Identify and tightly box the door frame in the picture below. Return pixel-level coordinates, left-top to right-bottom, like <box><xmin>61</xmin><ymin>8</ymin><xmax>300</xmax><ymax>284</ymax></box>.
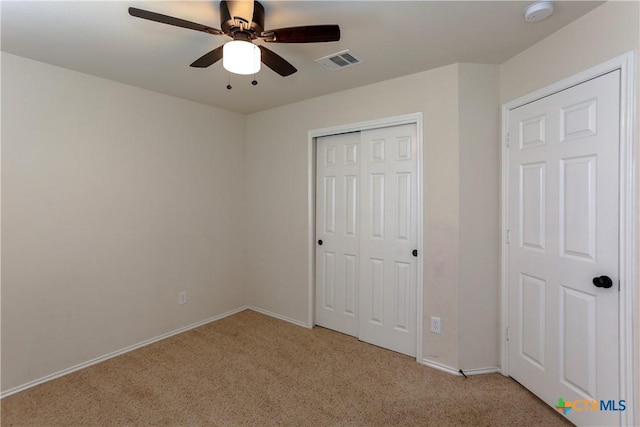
<box><xmin>500</xmin><ymin>52</ymin><xmax>637</xmax><ymax>426</ymax></box>
<box><xmin>307</xmin><ymin>112</ymin><xmax>424</xmax><ymax>363</ymax></box>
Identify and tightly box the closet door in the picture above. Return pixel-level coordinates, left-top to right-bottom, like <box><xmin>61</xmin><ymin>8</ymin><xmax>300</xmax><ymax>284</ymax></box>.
<box><xmin>359</xmin><ymin>124</ymin><xmax>418</xmax><ymax>357</ymax></box>
<box><xmin>315</xmin><ymin>124</ymin><xmax>418</xmax><ymax>357</ymax></box>
<box><xmin>315</xmin><ymin>132</ymin><xmax>360</xmax><ymax>337</ymax></box>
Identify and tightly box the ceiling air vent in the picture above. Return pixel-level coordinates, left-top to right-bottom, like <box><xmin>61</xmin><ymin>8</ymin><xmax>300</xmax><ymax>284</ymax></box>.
<box><xmin>315</xmin><ymin>50</ymin><xmax>363</xmax><ymax>71</ymax></box>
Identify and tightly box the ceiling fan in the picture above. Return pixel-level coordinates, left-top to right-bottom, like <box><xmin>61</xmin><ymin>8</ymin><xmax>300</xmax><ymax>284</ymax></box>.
<box><xmin>128</xmin><ymin>1</ymin><xmax>340</xmax><ymax>77</ymax></box>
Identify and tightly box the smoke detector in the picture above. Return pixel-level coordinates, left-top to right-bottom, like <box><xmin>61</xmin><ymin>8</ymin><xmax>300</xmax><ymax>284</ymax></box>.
<box><xmin>524</xmin><ymin>1</ymin><xmax>554</xmax><ymax>23</ymax></box>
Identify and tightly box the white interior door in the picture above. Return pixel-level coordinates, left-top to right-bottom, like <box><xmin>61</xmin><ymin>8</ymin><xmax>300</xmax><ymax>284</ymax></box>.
<box><xmin>316</xmin><ymin>132</ymin><xmax>360</xmax><ymax>337</ymax></box>
<box><xmin>315</xmin><ymin>123</ymin><xmax>418</xmax><ymax>357</ymax></box>
<box><xmin>507</xmin><ymin>70</ymin><xmax>620</xmax><ymax>426</ymax></box>
<box><xmin>358</xmin><ymin>124</ymin><xmax>418</xmax><ymax>357</ymax></box>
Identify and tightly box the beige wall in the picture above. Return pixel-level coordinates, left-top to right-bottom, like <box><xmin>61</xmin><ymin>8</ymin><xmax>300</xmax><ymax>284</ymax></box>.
<box><xmin>458</xmin><ymin>63</ymin><xmax>500</xmax><ymax>370</ymax></box>
<box><xmin>2</xmin><ymin>54</ymin><xmax>500</xmax><ymax>394</ymax></box>
<box><xmin>1</xmin><ymin>53</ymin><xmax>247</xmax><ymax>391</ymax></box>
<box><xmin>246</xmin><ymin>65</ymin><xmax>460</xmax><ymax>368</ymax></box>
<box><xmin>500</xmin><ymin>1</ymin><xmax>639</xmax><ymax>422</ymax></box>
<box><xmin>5</xmin><ymin>0</ymin><xmax>636</xmax><ymax>398</ymax></box>
<box><xmin>245</xmin><ymin>63</ymin><xmax>501</xmax><ymax>371</ymax></box>
<box><xmin>500</xmin><ymin>1</ymin><xmax>639</xmax><ymax>103</ymax></box>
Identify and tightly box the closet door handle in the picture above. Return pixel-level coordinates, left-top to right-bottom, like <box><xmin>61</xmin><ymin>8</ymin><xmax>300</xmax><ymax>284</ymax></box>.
<box><xmin>318</xmin><ymin>240</ymin><xmax>323</xmax><ymax>246</ymax></box>
<box><xmin>412</xmin><ymin>249</ymin><xmax>418</xmax><ymax>257</ymax></box>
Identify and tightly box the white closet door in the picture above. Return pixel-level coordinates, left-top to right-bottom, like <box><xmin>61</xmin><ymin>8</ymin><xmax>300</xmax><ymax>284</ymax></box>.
<box><xmin>359</xmin><ymin>124</ymin><xmax>418</xmax><ymax>357</ymax></box>
<box><xmin>315</xmin><ymin>132</ymin><xmax>360</xmax><ymax>337</ymax></box>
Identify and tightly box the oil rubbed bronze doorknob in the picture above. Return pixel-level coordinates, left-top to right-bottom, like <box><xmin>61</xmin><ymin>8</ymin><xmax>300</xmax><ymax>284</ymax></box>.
<box><xmin>592</xmin><ymin>276</ymin><xmax>613</xmax><ymax>289</ymax></box>
<box><xmin>318</xmin><ymin>240</ymin><xmax>323</xmax><ymax>246</ymax></box>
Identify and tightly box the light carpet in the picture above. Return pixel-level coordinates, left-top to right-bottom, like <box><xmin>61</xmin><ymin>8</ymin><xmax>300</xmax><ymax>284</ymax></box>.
<box><xmin>1</xmin><ymin>309</ymin><xmax>571</xmax><ymax>426</ymax></box>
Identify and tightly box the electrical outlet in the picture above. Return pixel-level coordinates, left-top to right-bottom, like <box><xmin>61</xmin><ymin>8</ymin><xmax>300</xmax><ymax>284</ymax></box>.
<box><xmin>178</xmin><ymin>291</ymin><xmax>187</xmax><ymax>305</ymax></box>
<box><xmin>430</xmin><ymin>316</ymin><xmax>441</xmax><ymax>334</ymax></box>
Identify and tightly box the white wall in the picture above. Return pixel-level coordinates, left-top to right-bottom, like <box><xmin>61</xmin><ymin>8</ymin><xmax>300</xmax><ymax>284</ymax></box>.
<box><xmin>1</xmin><ymin>53</ymin><xmax>247</xmax><ymax>392</ymax></box>
<box><xmin>499</xmin><ymin>1</ymin><xmax>639</xmax><ymax>422</ymax></box>
<box><xmin>245</xmin><ymin>63</ymin><xmax>501</xmax><ymax>371</ymax></box>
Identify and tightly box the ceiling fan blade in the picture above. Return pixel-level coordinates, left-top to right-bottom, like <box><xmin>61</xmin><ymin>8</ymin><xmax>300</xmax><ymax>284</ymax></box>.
<box><xmin>224</xmin><ymin>1</ymin><xmax>254</xmax><ymax>25</ymax></box>
<box><xmin>128</xmin><ymin>7</ymin><xmax>224</xmax><ymax>36</ymax></box>
<box><xmin>261</xmin><ymin>25</ymin><xmax>340</xmax><ymax>43</ymax></box>
<box><xmin>190</xmin><ymin>46</ymin><xmax>225</xmax><ymax>68</ymax></box>
<box><xmin>258</xmin><ymin>45</ymin><xmax>297</xmax><ymax>76</ymax></box>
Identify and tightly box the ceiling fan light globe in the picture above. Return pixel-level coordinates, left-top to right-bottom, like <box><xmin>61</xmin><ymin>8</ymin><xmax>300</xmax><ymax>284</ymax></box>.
<box><xmin>223</xmin><ymin>41</ymin><xmax>261</xmax><ymax>75</ymax></box>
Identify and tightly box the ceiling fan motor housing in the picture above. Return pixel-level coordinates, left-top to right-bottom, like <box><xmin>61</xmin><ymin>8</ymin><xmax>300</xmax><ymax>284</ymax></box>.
<box><xmin>220</xmin><ymin>0</ymin><xmax>265</xmax><ymax>37</ymax></box>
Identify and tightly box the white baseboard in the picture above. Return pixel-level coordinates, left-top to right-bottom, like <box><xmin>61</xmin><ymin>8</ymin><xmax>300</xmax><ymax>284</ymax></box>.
<box><xmin>460</xmin><ymin>366</ymin><xmax>501</xmax><ymax>376</ymax></box>
<box><xmin>7</xmin><ymin>306</ymin><xmax>490</xmax><ymax>399</ymax></box>
<box><xmin>248</xmin><ymin>305</ymin><xmax>312</xmax><ymax>329</ymax></box>
<box><xmin>421</xmin><ymin>359</ymin><xmax>461</xmax><ymax>375</ymax></box>
<box><xmin>421</xmin><ymin>359</ymin><xmax>500</xmax><ymax>377</ymax></box>
<box><xmin>0</xmin><ymin>305</ymin><xmax>249</xmax><ymax>399</ymax></box>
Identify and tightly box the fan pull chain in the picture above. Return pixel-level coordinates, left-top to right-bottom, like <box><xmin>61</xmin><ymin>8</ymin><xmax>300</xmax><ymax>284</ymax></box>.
<box><xmin>226</xmin><ymin>73</ymin><xmax>258</xmax><ymax>89</ymax></box>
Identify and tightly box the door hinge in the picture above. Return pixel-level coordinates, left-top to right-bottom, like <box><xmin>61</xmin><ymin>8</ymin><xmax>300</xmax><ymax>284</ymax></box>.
<box><xmin>506</xmin><ymin>229</ymin><xmax>510</xmax><ymax>244</ymax></box>
<box><xmin>505</xmin><ymin>132</ymin><xmax>510</xmax><ymax>147</ymax></box>
<box><xmin>505</xmin><ymin>326</ymin><xmax>509</xmax><ymax>341</ymax></box>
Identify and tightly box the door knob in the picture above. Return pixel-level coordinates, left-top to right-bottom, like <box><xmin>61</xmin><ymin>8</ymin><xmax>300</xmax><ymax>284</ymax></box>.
<box><xmin>592</xmin><ymin>275</ymin><xmax>613</xmax><ymax>289</ymax></box>
<box><xmin>318</xmin><ymin>240</ymin><xmax>323</xmax><ymax>246</ymax></box>
<box><xmin>412</xmin><ymin>249</ymin><xmax>418</xmax><ymax>257</ymax></box>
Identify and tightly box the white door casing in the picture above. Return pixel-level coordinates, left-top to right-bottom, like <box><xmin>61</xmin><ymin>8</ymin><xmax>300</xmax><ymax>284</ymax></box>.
<box><xmin>506</xmin><ymin>70</ymin><xmax>621</xmax><ymax>427</ymax></box>
<box><xmin>313</xmin><ymin>119</ymin><xmax>420</xmax><ymax>358</ymax></box>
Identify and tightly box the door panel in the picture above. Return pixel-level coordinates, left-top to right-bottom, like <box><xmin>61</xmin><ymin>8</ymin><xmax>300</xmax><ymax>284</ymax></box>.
<box><xmin>520</xmin><ymin>273</ymin><xmax>545</xmax><ymax>370</ymax></box>
<box><xmin>560</xmin><ymin>286</ymin><xmax>597</xmax><ymax>397</ymax></box>
<box><xmin>359</xmin><ymin>124</ymin><xmax>418</xmax><ymax>357</ymax></box>
<box><xmin>520</xmin><ymin>162</ymin><xmax>546</xmax><ymax>251</ymax></box>
<box><xmin>560</xmin><ymin>156</ymin><xmax>597</xmax><ymax>260</ymax></box>
<box><xmin>508</xmin><ymin>70</ymin><xmax>620</xmax><ymax>426</ymax></box>
<box><xmin>316</xmin><ymin>132</ymin><xmax>360</xmax><ymax>337</ymax></box>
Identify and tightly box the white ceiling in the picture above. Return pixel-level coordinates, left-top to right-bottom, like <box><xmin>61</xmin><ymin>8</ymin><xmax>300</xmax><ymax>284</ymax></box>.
<box><xmin>1</xmin><ymin>1</ymin><xmax>603</xmax><ymax>114</ymax></box>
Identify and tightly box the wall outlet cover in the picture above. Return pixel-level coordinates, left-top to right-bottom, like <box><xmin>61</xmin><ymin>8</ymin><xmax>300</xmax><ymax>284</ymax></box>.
<box><xmin>430</xmin><ymin>316</ymin><xmax>441</xmax><ymax>334</ymax></box>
